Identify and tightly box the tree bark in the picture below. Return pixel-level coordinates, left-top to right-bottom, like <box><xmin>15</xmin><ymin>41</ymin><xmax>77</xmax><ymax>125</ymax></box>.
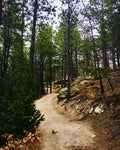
<box><xmin>61</xmin><ymin>55</ymin><xmax>64</xmax><ymax>88</ymax></box>
<box><xmin>38</xmin><ymin>54</ymin><xmax>44</xmax><ymax>98</ymax></box>
<box><xmin>67</xmin><ymin>1</ymin><xmax>71</xmax><ymax>100</ymax></box>
<box><xmin>81</xmin><ymin>0</ymin><xmax>99</xmax><ymax>69</ymax></box>
<box><xmin>49</xmin><ymin>56</ymin><xmax>52</xmax><ymax>94</ymax></box>
<box><xmin>75</xmin><ymin>43</ymin><xmax>78</xmax><ymax>77</ymax></box>
<box><xmin>112</xmin><ymin>42</ymin><xmax>116</xmax><ymax>70</ymax></box>
<box><xmin>82</xmin><ymin>0</ymin><xmax>104</xmax><ymax>95</ymax></box>
<box><xmin>99</xmin><ymin>75</ymin><xmax>104</xmax><ymax>94</ymax></box>
<box><xmin>30</xmin><ymin>0</ymin><xmax>38</xmax><ymax>72</ymax></box>
<box><xmin>64</xmin><ymin>32</ymin><xmax>67</xmax><ymax>87</ymax></box>
<box><xmin>2</xmin><ymin>27</ymin><xmax>10</xmax><ymax>77</ymax></box>
<box><xmin>53</xmin><ymin>69</ymin><xmax>55</xmax><ymax>87</ymax></box>
<box><xmin>0</xmin><ymin>0</ymin><xmax>2</xmax><ymax>25</ymax></box>
<box><xmin>116</xmin><ymin>47</ymin><xmax>120</xmax><ymax>67</ymax></box>
<box><xmin>101</xmin><ymin>0</ymin><xmax>109</xmax><ymax>69</ymax></box>
<box><xmin>21</xmin><ymin>0</ymin><xmax>24</xmax><ymax>61</ymax></box>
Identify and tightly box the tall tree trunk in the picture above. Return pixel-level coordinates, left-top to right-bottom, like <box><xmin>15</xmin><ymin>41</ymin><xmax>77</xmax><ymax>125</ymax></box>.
<box><xmin>75</xmin><ymin>44</ymin><xmax>78</xmax><ymax>77</ymax></box>
<box><xmin>101</xmin><ymin>0</ymin><xmax>109</xmax><ymax>69</ymax></box>
<box><xmin>99</xmin><ymin>74</ymin><xmax>104</xmax><ymax>94</ymax></box>
<box><xmin>0</xmin><ymin>0</ymin><xmax>2</xmax><ymax>25</ymax></box>
<box><xmin>2</xmin><ymin>27</ymin><xmax>10</xmax><ymax>77</ymax></box>
<box><xmin>67</xmin><ymin>2</ymin><xmax>71</xmax><ymax>100</ymax></box>
<box><xmin>30</xmin><ymin>0</ymin><xmax>38</xmax><ymax>72</ymax></box>
<box><xmin>82</xmin><ymin>0</ymin><xmax>99</xmax><ymax>68</ymax></box>
<box><xmin>116</xmin><ymin>47</ymin><xmax>120</xmax><ymax>67</ymax></box>
<box><xmin>61</xmin><ymin>56</ymin><xmax>64</xmax><ymax>88</ymax></box>
<box><xmin>116</xmin><ymin>5</ymin><xmax>120</xmax><ymax>67</ymax></box>
<box><xmin>54</xmin><ymin>69</ymin><xmax>55</xmax><ymax>87</ymax></box>
<box><xmin>70</xmin><ymin>46</ymin><xmax>73</xmax><ymax>81</ymax></box>
<box><xmin>0</xmin><ymin>55</ymin><xmax>2</xmax><ymax>77</ymax></box>
<box><xmin>102</xmin><ymin>41</ymin><xmax>108</xmax><ymax>69</ymax></box>
<box><xmin>64</xmin><ymin>32</ymin><xmax>67</xmax><ymax>87</ymax></box>
<box><xmin>38</xmin><ymin>54</ymin><xmax>44</xmax><ymax>98</ymax></box>
<box><xmin>64</xmin><ymin>58</ymin><xmax>67</xmax><ymax>87</ymax></box>
<box><xmin>21</xmin><ymin>0</ymin><xmax>24</xmax><ymax>61</ymax></box>
<box><xmin>82</xmin><ymin>0</ymin><xmax>104</xmax><ymax>94</ymax></box>
<box><xmin>0</xmin><ymin>53</ymin><xmax>2</xmax><ymax>96</ymax></box>
<box><xmin>49</xmin><ymin>57</ymin><xmax>52</xmax><ymax>94</ymax></box>
<box><xmin>46</xmin><ymin>73</ymin><xmax>49</xmax><ymax>93</ymax></box>
<box><xmin>112</xmin><ymin>42</ymin><xmax>116</xmax><ymax>70</ymax></box>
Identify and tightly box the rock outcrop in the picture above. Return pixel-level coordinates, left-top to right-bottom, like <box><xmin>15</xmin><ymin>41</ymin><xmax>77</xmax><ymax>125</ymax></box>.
<box><xmin>58</xmin><ymin>76</ymin><xmax>92</xmax><ymax>102</ymax></box>
<box><xmin>58</xmin><ymin>86</ymin><xmax>80</xmax><ymax>101</ymax></box>
<box><xmin>57</xmin><ymin>71</ymin><xmax>120</xmax><ymax>119</ymax></box>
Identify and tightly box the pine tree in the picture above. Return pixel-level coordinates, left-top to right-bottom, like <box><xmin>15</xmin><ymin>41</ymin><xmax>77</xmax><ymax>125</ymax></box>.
<box><xmin>60</xmin><ymin>0</ymin><xmax>79</xmax><ymax>100</ymax></box>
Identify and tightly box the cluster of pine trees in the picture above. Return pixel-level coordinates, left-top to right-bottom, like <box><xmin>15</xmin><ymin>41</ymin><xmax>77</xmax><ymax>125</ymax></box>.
<box><xmin>0</xmin><ymin>0</ymin><xmax>120</xmax><ymax>146</ymax></box>
<box><xmin>55</xmin><ymin>0</ymin><xmax>120</xmax><ymax>97</ymax></box>
<box><xmin>0</xmin><ymin>0</ymin><xmax>55</xmax><ymax>145</ymax></box>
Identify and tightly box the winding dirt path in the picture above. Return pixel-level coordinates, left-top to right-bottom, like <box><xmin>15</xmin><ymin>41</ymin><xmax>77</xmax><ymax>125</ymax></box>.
<box><xmin>35</xmin><ymin>93</ymin><xmax>95</xmax><ymax>150</ymax></box>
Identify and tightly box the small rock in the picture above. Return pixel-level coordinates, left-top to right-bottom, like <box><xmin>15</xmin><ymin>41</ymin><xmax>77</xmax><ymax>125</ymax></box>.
<box><xmin>19</xmin><ymin>144</ymin><xmax>23</xmax><ymax>148</ymax></box>
<box><xmin>92</xmin><ymin>135</ymin><xmax>96</xmax><ymax>138</ymax></box>
<box><xmin>52</xmin><ymin>130</ymin><xmax>55</xmax><ymax>134</ymax></box>
<box><xmin>52</xmin><ymin>130</ymin><xmax>58</xmax><ymax>134</ymax></box>
<box><xmin>76</xmin><ymin>105</ymin><xmax>79</xmax><ymax>110</ymax></box>
<box><xmin>89</xmin><ymin>108</ymin><xmax>94</xmax><ymax>114</ymax></box>
<box><xmin>76</xmin><ymin>99</ymin><xmax>81</xmax><ymax>104</ymax></box>
<box><xmin>94</xmin><ymin>103</ymin><xmax>104</xmax><ymax>114</ymax></box>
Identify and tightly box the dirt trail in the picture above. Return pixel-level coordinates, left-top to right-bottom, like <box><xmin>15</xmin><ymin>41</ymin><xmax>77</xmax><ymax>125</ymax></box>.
<box><xmin>35</xmin><ymin>93</ymin><xmax>95</xmax><ymax>150</ymax></box>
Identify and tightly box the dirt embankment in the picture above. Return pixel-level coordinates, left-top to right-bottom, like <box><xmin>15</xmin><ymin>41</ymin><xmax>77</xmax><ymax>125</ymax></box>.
<box><xmin>56</xmin><ymin>70</ymin><xmax>120</xmax><ymax>150</ymax></box>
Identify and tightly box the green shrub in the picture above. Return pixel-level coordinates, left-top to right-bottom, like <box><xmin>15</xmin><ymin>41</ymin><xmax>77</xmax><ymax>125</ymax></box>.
<box><xmin>0</xmin><ymin>54</ymin><xmax>45</xmax><ymax>145</ymax></box>
<box><xmin>0</xmin><ymin>136</ymin><xmax>7</xmax><ymax>147</ymax></box>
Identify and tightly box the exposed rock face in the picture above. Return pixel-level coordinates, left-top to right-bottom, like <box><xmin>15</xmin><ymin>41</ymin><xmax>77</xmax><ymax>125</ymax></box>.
<box><xmin>70</xmin><ymin>86</ymin><xmax>80</xmax><ymax>97</ymax></box>
<box><xmin>58</xmin><ymin>87</ymin><xmax>67</xmax><ymax>101</ymax></box>
<box><xmin>80</xmin><ymin>80</ymin><xmax>89</xmax><ymax>85</ymax></box>
<box><xmin>71</xmin><ymin>76</ymin><xmax>91</xmax><ymax>86</ymax></box>
<box><xmin>58</xmin><ymin>76</ymin><xmax>92</xmax><ymax>102</ymax></box>
<box><xmin>58</xmin><ymin>86</ymin><xmax>80</xmax><ymax>102</ymax></box>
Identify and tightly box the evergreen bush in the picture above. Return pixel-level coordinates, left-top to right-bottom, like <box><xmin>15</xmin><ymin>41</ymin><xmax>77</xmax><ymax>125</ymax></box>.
<box><xmin>0</xmin><ymin>53</ymin><xmax>44</xmax><ymax>145</ymax></box>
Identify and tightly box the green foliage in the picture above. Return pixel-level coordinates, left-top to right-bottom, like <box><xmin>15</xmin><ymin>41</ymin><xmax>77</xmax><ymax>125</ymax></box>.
<box><xmin>0</xmin><ymin>136</ymin><xmax>7</xmax><ymax>147</ymax></box>
<box><xmin>0</xmin><ymin>50</ymin><xmax>44</xmax><ymax>140</ymax></box>
<box><xmin>35</xmin><ymin>23</ymin><xmax>56</xmax><ymax>95</ymax></box>
<box><xmin>91</xmin><ymin>68</ymin><xmax>110</xmax><ymax>80</ymax></box>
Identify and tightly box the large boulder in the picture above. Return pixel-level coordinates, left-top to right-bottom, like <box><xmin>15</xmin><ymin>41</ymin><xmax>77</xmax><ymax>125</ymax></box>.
<box><xmin>71</xmin><ymin>86</ymin><xmax>80</xmax><ymax>97</ymax></box>
<box><xmin>58</xmin><ymin>86</ymin><xmax>80</xmax><ymax>102</ymax></box>
<box><xmin>58</xmin><ymin>87</ymin><xmax>68</xmax><ymax>101</ymax></box>
<box><xmin>71</xmin><ymin>76</ymin><xmax>91</xmax><ymax>86</ymax></box>
<box><xmin>80</xmin><ymin>80</ymin><xmax>89</xmax><ymax>85</ymax></box>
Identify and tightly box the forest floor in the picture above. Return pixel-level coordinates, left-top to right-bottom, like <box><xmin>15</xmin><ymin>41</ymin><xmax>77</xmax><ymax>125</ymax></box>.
<box><xmin>53</xmin><ymin>70</ymin><xmax>120</xmax><ymax>150</ymax></box>
<box><xmin>35</xmin><ymin>93</ymin><xmax>96</xmax><ymax>150</ymax></box>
